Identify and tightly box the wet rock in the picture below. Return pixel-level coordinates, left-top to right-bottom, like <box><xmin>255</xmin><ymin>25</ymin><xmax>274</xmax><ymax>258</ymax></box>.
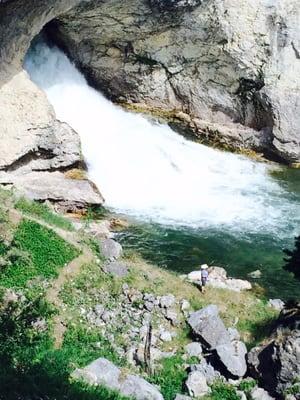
<box><xmin>104</xmin><ymin>261</ymin><xmax>128</xmax><ymax>278</ymax></box>
<box><xmin>188</xmin><ymin>305</ymin><xmax>230</xmax><ymax>349</ymax></box>
<box><xmin>215</xmin><ymin>340</ymin><xmax>247</xmax><ymax>378</ymax></box>
<box><xmin>186</xmin><ymin>371</ymin><xmax>210</xmax><ymax>397</ymax></box>
<box><xmin>99</xmin><ymin>239</ymin><xmax>123</xmax><ymax>261</ymax></box>
<box><xmin>185</xmin><ymin>342</ymin><xmax>202</xmax><ymax>359</ymax></box>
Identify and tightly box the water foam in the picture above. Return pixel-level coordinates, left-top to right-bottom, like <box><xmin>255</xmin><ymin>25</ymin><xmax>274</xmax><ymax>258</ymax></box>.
<box><xmin>24</xmin><ymin>41</ymin><xmax>299</xmax><ymax>236</ymax></box>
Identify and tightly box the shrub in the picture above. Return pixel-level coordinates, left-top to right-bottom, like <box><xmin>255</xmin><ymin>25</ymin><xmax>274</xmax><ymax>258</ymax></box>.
<box><xmin>210</xmin><ymin>381</ymin><xmax>240</xmax><ymax>400</ymax></box>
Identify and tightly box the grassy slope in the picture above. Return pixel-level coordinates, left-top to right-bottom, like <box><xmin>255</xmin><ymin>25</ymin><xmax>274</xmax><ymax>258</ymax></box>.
<box><xmin>0</xmin><ymin>188</ymin><xmax>278</xmax><ymax>400</ymax></box>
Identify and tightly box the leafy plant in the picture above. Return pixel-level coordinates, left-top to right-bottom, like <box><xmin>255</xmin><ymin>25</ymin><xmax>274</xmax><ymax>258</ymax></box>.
<box><xmin>210</xmin><ymin>381</ymin><xmax>240</xmax><ymax>400</ymax></box>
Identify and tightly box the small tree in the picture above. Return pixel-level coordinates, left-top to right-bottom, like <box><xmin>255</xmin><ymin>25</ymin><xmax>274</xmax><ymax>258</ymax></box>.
<box><xmin>283</xmin><ymin>235</ymin><xmax>300</xmax><ymax>280</ymax></box>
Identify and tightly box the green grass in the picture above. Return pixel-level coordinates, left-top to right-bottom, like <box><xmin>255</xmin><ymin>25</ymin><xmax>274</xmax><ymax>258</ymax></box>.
<box><xmin>15</xmin><ymin>197</ymin><xmax>74</xmax><ymax>231</ymax></box>
<box><xmin>149</xmin><ymin>355</ymin><xmax>188</xmax><ymax>400</ymax></box>
<box><xmin>0</xmin><ymin>220</ymin><xmax>79</xmax><ymax>287</ymax></box>
<box><xmin>0</xmin><ymin>288</ymin><xmax>129</xmax><ymax>400</ymax></box>
<box><xmin>208</xmin><ymin>381</ymin><xmax>240</xmax><ymax>400</ymax></box>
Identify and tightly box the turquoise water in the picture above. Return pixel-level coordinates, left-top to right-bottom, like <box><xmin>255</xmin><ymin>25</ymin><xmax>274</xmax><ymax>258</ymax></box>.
<box><xmin>117</xmin><ymin>167</ymin><xmax>300</xmax><ymax>300</ymax></box>
<box><xmin>118</xmin><ymin>223</ymin><xmax>299</xmax><ymax>300</ymax></box>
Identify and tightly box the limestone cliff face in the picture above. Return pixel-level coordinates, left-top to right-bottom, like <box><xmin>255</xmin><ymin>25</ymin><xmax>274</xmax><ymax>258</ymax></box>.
<box><xmin>0</xmin><ymin>0</ymin><xmax>104</xmax><ymax>208</ymax></box>
<box><xmin>51</xmin><ymin>0</ymin><xmax>300</xmax><ymax>163</ymax></box>
<box><xmin>0</xmin><ymin>0</ymin><xmax>299</xmax><ymax>184</ymax></box>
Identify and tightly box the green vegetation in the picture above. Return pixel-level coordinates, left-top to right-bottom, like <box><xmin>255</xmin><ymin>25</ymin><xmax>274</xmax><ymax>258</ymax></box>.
<box><xmin>0</xmin><ymin>220</ymin><xmax>79</xmax><ymax>287</ymax></box>
<box><xmin>150</xmin><ymin>355</ymin><xmax>188</xmax><ymax>400</ymax></box>
<box><xmin>209</xmin><ymin>381</ymin><xmax>240</xmax><ymax>400</ymax></box>
<box><xmin>0</xmin><ymin>288</ymin><xmax>129</xmax><ymax>400</ymax></box>
<box><xmin>15</xmin><ymin>197</ymin><xmax>74</xmax><ymax>231</ymax></box>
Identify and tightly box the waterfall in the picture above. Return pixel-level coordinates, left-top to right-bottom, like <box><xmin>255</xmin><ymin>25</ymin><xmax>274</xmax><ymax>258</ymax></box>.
<box><xmin>24</xmin><ymin>41</ymin><xmax>299</xmax><ymax>237</ymax></box>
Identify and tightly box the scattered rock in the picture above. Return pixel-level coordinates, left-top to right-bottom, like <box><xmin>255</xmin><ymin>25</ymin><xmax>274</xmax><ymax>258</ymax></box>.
<box><xmin>188</xmin><ymin>305</ymin><xmax>230</xmax><ymax>349</ymax></box>
<box><xmin>237</xmin><ymin>390</ymin><xmax>247</xmax><ymax>400</ymax></box>
<box><xmin>82</xmin><ymin>220</ymin><xmax>112</xmax><ymax>239</ymax></box>
<box><xmin>181</xmin><ymin>299</ymin><xmax>191</xmax><ymax>312</ymax></box>
<box><xmin>215</xmin><ymin>340</ymin><xmax>247</xmax><ymax>377</ymax></box>
<box><xmin>250</xmin><ymin>387</ymin><xmax>275</xmax><ymax>400</ymax></box>
<box><xmin>185</xmin><ymin>342</ymin><xmax>202</xmax><ymax>359</ymax></box>
<box><xmin>104</xmin><ymin>261</ymin><xmax>128</xmax><ymax>278</ymax></box>
<box><xmin>160</xmin><ymin>330</ymin><xmax>173</xmax><ymax>342</ymax></box>
<box><xmin>186</xmin><ymin>371</ymin><xmax>210</xmax><ymax>397</ymax></box>
<box><xmin>99</xmin><ymin>238</ymin><xmax>123</xmax><ymax>261</ymax></box>
<box><xmin>163</xmin><ymin>309</ymin><xmax>179</xmax><ymax>326</ymax></box>
<box><xmin>268</xmin><ymin>299</ymin><xmax>285</xmax><ymax>311</ymax></box>
<box><xmin>160</xmin><ymin>294</ymin><xmax>176</xmax><ymax>309</ymax></box>
<box><xmin>248</xmin><ymin>270</ymin><xmax>262</xmax><ymax>279</ymax></box>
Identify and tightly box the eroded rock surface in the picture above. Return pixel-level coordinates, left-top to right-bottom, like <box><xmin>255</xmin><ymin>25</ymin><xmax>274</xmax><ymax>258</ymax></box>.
<box><xmin>50</xmin><ymin>0</ymin><xmax>300</xmax><ymax>163</ymax></box>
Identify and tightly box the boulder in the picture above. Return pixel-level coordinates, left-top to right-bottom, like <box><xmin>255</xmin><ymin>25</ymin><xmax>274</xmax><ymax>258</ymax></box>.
<box><xmin>174</xmin><ymin>395</ymin><xmax>192</xmax><ymax>400</ymax></box>
<box><xmin>248</xmin><ymin>270</ymin><xmax>262</xmax><ymax>279</ymax></box>
<box><xmin>185</xmin><ymin>342</ymin><xmax>202</xmax><ymax>359</ymax></box>
<box><xmin>120</xmin><ymin>374</ymin><xmax>164</xmax><ymax>400</ymax></box>
<box><xmin>247</xmin><ymin>302</ymin><xmax>300</xmax><ymax>397</ymax></box>
<box><xmin>99</xmin><ymin>238</ymin><xmax>123</xmax><ymax>261</ymax></box>
<box><xmin>160</xmin><ymin>294</ymin><xmax>176</xmax><ymax>309</ymax></box>
<box><xmin>160</xmin><ymin>330</ymin><xmax>173</xmax><ymax>342</ymax></box>
<box><xmin>215</xmin><ymin>340</ymin><xmax>248</xmax><ymax>377</ymax></box>
<box><xmin>250</xmin><ymin>387</ymin><xmax>275</xmax><ymax>400</ymax></box>
<box><xmin>268</xmin><ymin>299</ymin><xmax>285</xmax><ymax>311</ymax></box>
<box><xmin>71</xmin><ymin>358</ymin><xmax>120</xmax><ymax>389</ymax></box>
<box><xmin>71</xmin><ymin>357</ymin><xmax>164</xmax><ymax>400</ymax></box>
<box><xmin>104</xmin><ymin>261</ymin><xmax>128</xmax><ymax>278</ymax></box>
<box><xmin>185</xmin><ymin>371</ymin><xmax>210</xmax><ymax>397</ymax></box>
<box><xmin>190</xmin><ymin>359</ymin><xmax>221</xmax><ymax>385</ymax></box>
<box><xmin>187</xmin><ymin>305</ymin><xmax>230</xmax><ymax>349</ymax></box>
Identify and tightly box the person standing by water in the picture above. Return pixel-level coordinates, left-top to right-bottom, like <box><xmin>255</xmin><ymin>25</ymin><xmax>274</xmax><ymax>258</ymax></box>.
<box><xmin>200</xmin><ymin>264</ymin><xmax>209</xmax><ymax>293</ymax></box>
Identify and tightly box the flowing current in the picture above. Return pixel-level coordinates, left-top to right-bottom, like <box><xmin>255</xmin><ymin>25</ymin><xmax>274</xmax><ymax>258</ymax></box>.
<box><xmin>24</xmin><ymin>41</ymin><xmax>300</xmax><ymax>238</ymax></box>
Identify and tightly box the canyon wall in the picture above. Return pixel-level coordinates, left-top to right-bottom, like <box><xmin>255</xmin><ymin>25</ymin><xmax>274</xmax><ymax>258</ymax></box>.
<box><xmin>0</xmin><ymin>0</ymin><xmax>299</xmax><ymax>207</ymax></box>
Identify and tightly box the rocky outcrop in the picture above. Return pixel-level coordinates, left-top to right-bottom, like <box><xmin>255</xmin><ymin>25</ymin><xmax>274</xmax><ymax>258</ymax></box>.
<box><xmin>0</xmin><ymin>53</ymin><xmax>102</xmax><ymax>208</ymax></box>
<box><xmin>49</xmin><ymin>0</ymin><xmax>300</xmax><ymax>163</ymax></box>
<box><xmin>248</xmin><ymin>302</ymin><xmax>300</xmax><ymax>398</ymax></box>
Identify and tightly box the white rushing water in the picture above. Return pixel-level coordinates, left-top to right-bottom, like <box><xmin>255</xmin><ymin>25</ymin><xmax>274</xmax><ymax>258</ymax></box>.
<box><xmin>25</xmin><ymin>41</ymin><xmax>299</xmax><ymax>235</ymax></box>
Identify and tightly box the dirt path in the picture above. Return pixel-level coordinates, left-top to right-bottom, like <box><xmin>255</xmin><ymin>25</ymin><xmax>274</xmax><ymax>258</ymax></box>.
<box><xmin>15</xmin><ymin>210</ymin><xmax>96</xmax><ymax>348</ymax></box>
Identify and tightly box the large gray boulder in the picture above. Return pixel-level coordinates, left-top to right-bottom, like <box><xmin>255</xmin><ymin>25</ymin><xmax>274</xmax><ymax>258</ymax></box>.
<box><xmin>71</xmin><ymin>358</ymin><xmax>120</xmax><ymax>389</ymax></box>
<box><xmin>99</xmin><ymin>238</ymin><xmax>123</xmax><ymax>261</ymax></box>
<box><xmin>215</xmin><ymin>340</ymin><xmax>247</xmax><ymax>377</ymax></box>
<box><xmin>71</xmin><ymin>357</ymin><xmax>164</xmax><ymax>400</ymax></box>
<box><xmin>185</xmin><ymin>371</ymin><xmax>210</xmax><ymax>397</ymax></box>
<box><xmin>247</xmin><ymin>302</ymin><xmax>300</xmax><ymax>397</ymax></box>
<box><xmin>120</xmin><ymin>374</ymin><xmax>164</xmax><ymax>400</ymax></box>
<box><xmin>187</xmin><ymin>305</ymin><xmax>230</xmax><ymax>349</ymax></box>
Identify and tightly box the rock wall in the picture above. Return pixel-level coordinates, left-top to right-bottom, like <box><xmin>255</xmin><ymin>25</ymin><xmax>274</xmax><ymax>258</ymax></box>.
<box><xmin>0</xmin><ymin>0</ymin><xmax>300</xmax><ymax>203</ymax></box>
<box><xmin>49</xmin><ymin>0</ymin><xmax>300</xmax><ymax>163</ymax></box>
<box><xmin>0</xmin><ymin>0</ymin><xmax>103</xmax><ymax>208</ymax></box>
